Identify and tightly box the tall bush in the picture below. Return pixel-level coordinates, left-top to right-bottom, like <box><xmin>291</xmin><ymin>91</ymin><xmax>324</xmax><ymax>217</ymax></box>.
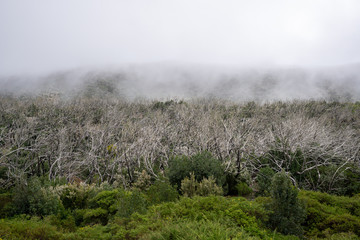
<box><xmin>168</xmin><ymin>151</ymin><xmax>224</xmax><ymax>190</ymax></box>
<box><xmin>269</xmin><ymin>171</ymin><xmax>306</xmax><ymax>237</ymax></box>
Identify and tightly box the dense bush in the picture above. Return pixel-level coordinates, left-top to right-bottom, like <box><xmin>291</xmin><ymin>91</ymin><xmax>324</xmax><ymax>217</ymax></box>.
<box><xmin>84</xmin><ymin>190</ymin><xmax>120</xmax><ymax>225</ymax></box>
<box><xmin>168</xmin><ymin>151</ymin><xmax>225</xmax><ymax>190</ymax></box>
<box><xmin>299</xmin><ymin>191</ymin><xmax>360</xmax><ymax>238</ymax></box>
<box><xmin>268</xmin><ymin>171</ymin><xmax>306</xmax><ymax>237</ymax></box>
<box><xmin>146</xmin><ymin>178</ymin><xmax>179</xmax><ymax>205</ymax></box>
<box><xmin>116</xmin><ymin>190</ymin><xmax>148</xmax><ymax>218</ymax></box>
<box><xmin>0</xmin><ymin>192</ymin><xmax>12</xmax><ymax>217</ymax></box>
<box><xmin>256</xmin><ymin>167</ymin><xmax>275</xmax><ymax>196</ymax></box>
<box><xmin>181</xmin><ymin>173</ymin><xmax>223</xmax><ymax>197</ymax></box>
<box><xmin>7</xmin><ymin>177</ymin><xmax>62</xmax><ymax>217</ymax></box>
<box><xmin>1</xmin><ymin>188</ymin><xmax>360</xmax><ymax>239</ymax></box>
<box><xmin>236</xmin><ymin>181</ymin><xmax>253</xmax><ymax>197</ymax></box>
<box><xmin>57</xmin><ymin>183</ymin><xmax>97</xmax><ymax>210</ymax></box>
<box><xmin>0</xmin><ymin>216</ymin><xmax>66</xmax><ymax>240</ymax></box>
<box><xmin>118</xmin><ymin>196</ymin><xmax>291</xmax><ymax>240</ymax></box>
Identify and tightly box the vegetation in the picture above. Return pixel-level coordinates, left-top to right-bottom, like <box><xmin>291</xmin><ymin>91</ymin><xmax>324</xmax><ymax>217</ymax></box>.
<box><xmin>268</xmin><ymin>171</ymin><xmax>306</xmax><ymax>237</ymax></box>
<box><xmin>0</xmin><ymin>95</ymin><xmax>360</xmax><ymax>239</ymax></box>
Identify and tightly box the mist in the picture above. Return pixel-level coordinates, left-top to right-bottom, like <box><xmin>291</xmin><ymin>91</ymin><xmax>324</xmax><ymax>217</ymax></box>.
<box><xmin>0</xmin><ymin>1</ymin><xmax>360</xmax><ymax>101</ymax></box>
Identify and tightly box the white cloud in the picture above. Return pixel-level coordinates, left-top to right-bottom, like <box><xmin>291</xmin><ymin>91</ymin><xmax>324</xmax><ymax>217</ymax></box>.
<box><xmin>0</xmin><ymin>0</ymin><xmax>360</xmax><ymax>75</ymax></box>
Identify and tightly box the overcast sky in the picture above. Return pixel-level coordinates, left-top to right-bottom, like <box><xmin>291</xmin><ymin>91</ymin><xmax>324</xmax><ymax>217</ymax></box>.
<box><xmin>1</xmin><ymin>0</ymin><xmax>360</xmax><ymax>75</ymax></box>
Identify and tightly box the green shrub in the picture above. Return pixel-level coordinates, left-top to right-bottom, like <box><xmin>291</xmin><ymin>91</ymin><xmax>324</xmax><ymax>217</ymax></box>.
<box><xmin>181</xmin><ymin>173</ymin><xmax>223</xmax><ymax>197</ymax></box>
<box><xmin>168</xmin><ymin>151</ymin><xmax>225</xmax><ymax>190</ymax></box>
<box><xmin>144</xmin><ymin>219</ymin><xmax>254</xmax><ymax>240</ymax></box>
<box><xmin>268</xmin><ymin>171</ymin><xmax>306</xmax><ymax>237</ymax></box>
<box><xmin>10</xmin><ymin>180</ymin><xmax>31</xmax><ymax>215</ymax></box>
<box><xmin>180</xmin><ymin>173</ymin><xmax>198</xmax><ymax>197</ymax></box>
<box><xmin>0</xmin><ymin>217</ymin><xmax>62</xmax><ymax>240</ymax></box>
<box><xmin>82</xmin><ymin>189</ymin><xmax>121</xmax><ymax>225</ymax></box>
<box><xmin>90</xmin><ymin>190</ymin><xmax>119</xmax><ymax>214</ymax></box>
<box><xmin>117</xmin><ymin>190</ymin><xmax>148</xmax><ymax>218</ymax></box>
<box><xmin>0</xmin><ymin>192</ymin><xmax>12</xmax><ymax>217</ymax></box>
<box><xmin>57</xmin><ymin>183</ymin><xmax>97</xmax><ymax>210</ymax></box>
<box><xmin>49</xmin><ymin>213</ymin><xmax>77</xmax><ymax>232</ymax></box>
<box><xmin>83</xmin><ymin>208</ymin><xmax>109</xmax><ymax>225</ymax></box>
<box><xmin>8</xmin><ymin>177</ymin><xmax>61</xmax><ymax>217</ymax></box>
<box><xmin>146</xmin><ymin>178</ymin><xmax>179</xmax><ymax>205</ymax></box>
<box><xmin>28</xmin><ymin>187</ymin><xmax>62</xmax><ymax>217</ymax></box>
<box><xmin>256</xmin><ymin>167</ymin><xmax>275</xmax><ymax>196</ymax></box>
<box><xmin>236</xmin><ymin>182</ymin><xmax>253</xmax><ymax>197</ymax></box>
<box><xmin>299</xmin><ymin>190</ymin><xmax>360</xmax><ymax>238</ymax></box>
<box><xmin>121</xmin><ymin>195</ymin><xmax>290</xmax><ymax>239</ymax></box>
<box><xmin>198</xmin><ymin>176</ymin><xmax>224</xmax><ymax>196</ymax></box>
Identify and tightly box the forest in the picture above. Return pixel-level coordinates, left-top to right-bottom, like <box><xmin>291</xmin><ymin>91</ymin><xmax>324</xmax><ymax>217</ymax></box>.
<box><xmin>0</xmin><ymin>91</ymin><xmax>359</xmax><ymax>239</ymax></box>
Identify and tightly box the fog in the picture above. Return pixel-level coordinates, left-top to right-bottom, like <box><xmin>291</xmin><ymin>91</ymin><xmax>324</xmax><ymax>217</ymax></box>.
<box><xmin>0</xmin><ymin>1</ymin><xmax>360</xmax><ymax>101</ymax></box>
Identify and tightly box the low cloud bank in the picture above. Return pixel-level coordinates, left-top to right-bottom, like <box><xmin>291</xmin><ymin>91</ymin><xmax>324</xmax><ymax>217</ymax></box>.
<box><xmin>1</xmin><ymin>63</ymin><xmax>359</xmax><ymax>102</ymax></box>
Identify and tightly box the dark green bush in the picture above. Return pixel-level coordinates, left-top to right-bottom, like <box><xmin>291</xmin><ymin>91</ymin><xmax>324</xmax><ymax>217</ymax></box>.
<box><xmin>299</xmin><ymin>190</ymin><xmax>360</xmax><ymax>238</ymax></box>
<box><xmin>84</xmin><ymin>189</ymin><xmax>120</xmax><ymax>225</ymax></box>
<box><xmin>146</xmin><ymin>178</ymin><xmax>179</xmax><ymax>205</ymax></box>
<box><xmin>256</xmin><ymin>167</ymin><xmax>275</xmax><ymax>196</ymax></box>
<box><xmin>59</xmin><ymin>183</ymin><xmax>96</xmax><ymax>210</ymax></box>
<box><xmin>28</xmin><ymin>180</ymin><xmax>62</xmax><ymax>217</ymax></box>
<box><xmin>168</xmin><ymin>151</ymin><xmax>225</xmax><ymax>190</ymax></box>
<box><xmin>268</xmin><ymin>171</ymin><xmax>306</xmax><ymax>237</ymax></box>
<box><xmin>90</xmin><ymin>190</ymin><xmax>119</xmax><ymax>213</ymax></box>
<box><xmin>83</xmin><ymin>208</ymin><xmax>109</xmax><ymax>225</ymax></box>
<box><xmin>117</xmin><ymin>190</ymin><xmax>148</xmax><ymax>218</ymax></box>
<box><xmin>8</xmin><ymin>177</ymin><xmax>61</xmax><ymax>217</ymax></box>
<box><xmin>49</xmin><ymin>213</ymin><xmax>77</xmax><ymax>232</ymax></box>
<box><xmin>0</xmin><ymin>192</ymin><xmax>12</xmax><ymax>217</ymax></box>
<box><xmin>236</xmin><ymin>182</ymin><xmax>253</xmax><ymax>197</ymax></box>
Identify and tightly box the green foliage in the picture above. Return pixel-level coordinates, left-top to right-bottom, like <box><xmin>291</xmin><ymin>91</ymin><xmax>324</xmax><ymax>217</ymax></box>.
<box><xmin>256</xmin><ymin>167</ymin><xmax>275</xmax><ymax>196</ymax></box>
<box><xmin>121</xmin><ymin>196</ymin><xmax>289</xmax><ymax>240</ymax></box>
<box><xmin>28</xmin><ymin>178</ymin><xmax>62</xmax><ymax>217</ymax></box>
<box><xmin>83</xmin><ymin>208</ymin><xmax>109</xmax><ymax>225</ymax></box>
<box><xmin>132</xmin><ymin>170</ymin><xmax>152</xmax><ymax>191</ymax></box>
<box><xmin>146</xmin><ymin>178</ymin><xmax>179</xmax><ymax>205</ymax></box>
<box><xmin>90</xmin><ymin>190</ymin><xmax>119</xmax><ymax>213</ymax></box>
<box><xmin>144</xmin><ymin>220</ymin><xmax>257</xmax><ymax>240</ymax></box>
<box><xmin>10</xmin><ymin>180</ymin><xmax>30</xmax><ymax>215</ymax></box>
<box><xmin>198</xmin><ymin>176</ymin><xmax>224</xmax><ymax>196</ymax></box>
<box><xmin>180</xmin><ymin>172</ymin><xmax>198</xmax><ymax>197</ymax></box>
<box><xmin>299</xmin><ymin>190</ymin><xmax>360</xmax><ymax>238</ymax></box>
<box><xmin>236</xmin><ymin>181</ymin><xmax>253</xmax><ymax>197</ymax></box>
<box><xmin>340</xmin><ymin>166</ymin><xmax>360</xmax><ymax>196</ymax></box>
<box><xmin>116</xmin><ymin>190</ymin><xmax>148</xmax><ymax>218</ymax></box>
<box><xmin>0</xmin><ymin>217</ymin><xmax>63</xmax><ymax>240</ymax></box>
<box><xmin>168</xmin><ymin>151</ymin><xmax>225</xmax><ymax>190</ymax></box>
<box><xmin>58</xmin><ymin>183</ymin><xmax>96</xmax><ymax>210</ymax></box>
<box><xmin>49</xmin><ymin>213</ymin><xmax>77</xmax><ymax>232</ymax></box>
<box><xmin>8</xmin><ymin>177</ymin><xmax>61</xmax><ymax>217</ymax></box>
<box><xmin>152</xmin><ymin>100</ymin><xmax>177</xmax><ymax>111</ymax></box>
<box><xmin>3</xmin><ymin>190</ymin><xmax>360</xmax><ymax>239</ymax></box>
<box><xmin>268</xmin><ymin>171</ymin><xmax>306</xmax><ymax>237</ymax></box>
<box><xmin>181</xmin><ymin>173</ymin><xmax>223</xmax><ymax>197</ymax></box>
<box><xmin>83</xmin><ymin>190</ymin><xmax>120</xmax><ymax>225</ymax></box>
<box><xmin>0</xmin><ymin>192</ymin><xmax>12</xmax><ymax>217</ymax></box>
